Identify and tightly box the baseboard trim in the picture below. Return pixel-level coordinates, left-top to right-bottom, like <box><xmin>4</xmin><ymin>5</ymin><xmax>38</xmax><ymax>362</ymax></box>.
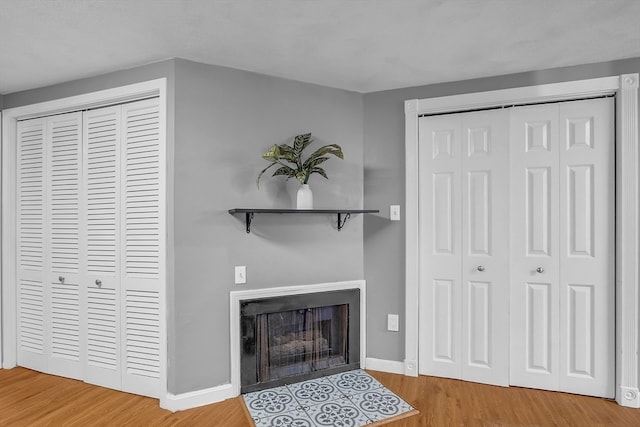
<box><xmin>161</xmin><ymin>383</ymin><xmax>234</xmax><ymax>412</ymax></box>
<box><xmin>365</xmin><ymin>358</ymin><xmax>405</xmax><ymax>375</ymax></box>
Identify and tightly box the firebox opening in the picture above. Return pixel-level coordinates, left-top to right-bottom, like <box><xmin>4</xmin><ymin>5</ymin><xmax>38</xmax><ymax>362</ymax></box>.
<box><xmin>240</xmin><ymin>289</ymin><xmax>360</xmax><ymax>394</ymax></box>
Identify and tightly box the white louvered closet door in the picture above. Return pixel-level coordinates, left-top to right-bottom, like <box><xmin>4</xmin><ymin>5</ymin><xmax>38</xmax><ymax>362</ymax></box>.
<box><xmin>47</xmin><ymin>113</ymin><xmax>84</xmax><ymax>380</ymax></box>
<box><xmin>120</xmin><ymin>99</ymin><xmax>163</xmax><ymax>398</ymax></box>
<box><xmin>17</xmin><ymin>118</ymin><xmax>48</xmax><ymax>373</ymax></box>
<box><xmin>82</xmin><ymin>99</ymin><xmax>163</xmax><ymax>397</ymax></box>
<box><xmin>83</xmin><ymin>106</ymin><xmax>122</xmax><ymax>390</ymax></box>
<box><xmin>16</xmin><ymin>98</ymin><xmax>163</xmax><ymax>399</ymax></box>
<box><xmin>17</xmin><ymin>113</ymin><xmax>84</xmax><ymax>380</ymax></box>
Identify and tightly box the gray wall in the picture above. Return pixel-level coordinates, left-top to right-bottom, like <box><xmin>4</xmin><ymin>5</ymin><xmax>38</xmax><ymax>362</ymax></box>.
<box><xmin>3</xmin><ymin>53</ymin><xmax>638</xmax><ymax>396</ymax></box>
<box><xmin>363</xmin><ymin>57</ymin><xmax>640</xmax><ymax>362</ymax></box>
<box><xmin>2</xmin><ymin>58</ymin><xmax>365</xmax><ymax>395</ymax></box>
<box><xmin>171</xmin><ymin>59</ymin><xmax>364</xmax><ymax>393</ymax></box>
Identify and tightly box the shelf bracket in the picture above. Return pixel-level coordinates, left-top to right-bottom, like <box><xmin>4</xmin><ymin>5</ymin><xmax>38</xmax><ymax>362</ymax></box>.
<box><xmin>245</xmin><ymin>212</ymin><xmax>254</xmax><ymax>234</ymax></box>
<box><xmin>337</xmin><ymin>212</ymin><xmax>351</xmax><ymax>231</ymax></box>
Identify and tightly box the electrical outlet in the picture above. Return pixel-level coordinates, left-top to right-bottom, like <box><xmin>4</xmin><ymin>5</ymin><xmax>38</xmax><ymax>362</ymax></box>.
<box><xmin>390</xmin><ymin>205</ymin><xmax>401</xmax><ymax>221</ymax></box>
<box><xmin>235</xmin><ymin>266</ymin><xmax>246</xmax><ymax>284</ymax></box>
<box><xmin>387</xmin><ymin>314</ymin><xmax>399</xmax><ymax>332</ymax></box>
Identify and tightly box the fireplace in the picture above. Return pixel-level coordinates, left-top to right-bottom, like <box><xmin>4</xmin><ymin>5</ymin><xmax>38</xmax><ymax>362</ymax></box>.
<box><xmin>239</xmin><ymin>289</ymin><xmax>360</xmax><ymax>393</ymax></box>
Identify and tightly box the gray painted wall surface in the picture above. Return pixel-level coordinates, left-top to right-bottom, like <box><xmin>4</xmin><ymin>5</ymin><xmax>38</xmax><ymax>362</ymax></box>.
<box><xmin>2</xmin><ymin>58</ymin><xmax>364</xmax><ymax>395</ymax></box>
<box><xmin>2</xmin><ymin>60</ymin><xmax>176</xmax><ymax>108</ymax></box>
<box><xmin>171</xmin><ymin>59</ymin><xmax>364</xmax><ymax>393</ymax></box>
<box><xmin>3</xmin><ymin>54</ymin><xmax>638</xmax><ymax>396</ymax></box>
<box><xmin>362</xmin><ymin>57</ymin><xmax>640</xmax><ymax>363</ymax></box>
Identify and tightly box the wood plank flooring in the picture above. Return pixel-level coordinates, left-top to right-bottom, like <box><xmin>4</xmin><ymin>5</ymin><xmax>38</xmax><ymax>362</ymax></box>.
<box><xmin>1</xmin><ymin>367</ymin><xmax>640</xmax><ymax>426</ymax></box>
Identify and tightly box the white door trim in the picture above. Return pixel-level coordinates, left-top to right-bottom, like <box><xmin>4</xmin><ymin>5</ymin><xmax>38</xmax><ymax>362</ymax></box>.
<box><xmin>404</xmin><ymin>74</ymin><xmax>640</xmax><ymax>407</ymax></box>
<box><xmin>1</xmin><ymin>79</ymin><xmax>169</xmax><ymax>403</ymax></box>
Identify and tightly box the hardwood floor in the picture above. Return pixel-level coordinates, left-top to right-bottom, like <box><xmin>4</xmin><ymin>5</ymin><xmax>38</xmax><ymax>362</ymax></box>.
<box><xmin>1</xmin><ymin>367</ymin><xmax>639</xmax><ymax>426</ymax></box>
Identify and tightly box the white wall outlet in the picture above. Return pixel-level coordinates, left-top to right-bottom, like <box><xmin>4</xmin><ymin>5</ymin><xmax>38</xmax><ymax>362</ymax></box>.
<box><xmin>387</xmin><ymin>314</ymin><xmax>399</xmax><ymax>332</ymax></box>
<box><xmin>234</xmin><ymin>266</ymin><xmax>246</xmax><ymax>284</ymax></box>
<box><xmin>390</xmin><ymin>205</ymin><xmax>401</xmax><ymax>221</ymax></box>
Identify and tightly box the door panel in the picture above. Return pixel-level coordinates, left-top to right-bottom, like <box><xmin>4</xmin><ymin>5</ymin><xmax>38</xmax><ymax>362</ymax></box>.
<box><xmin>433</xmin><ymin>279</ymin><xmax>456</xmax><ymax>364</ymax></box>
<box><xmin>461</xmin><ymin>111</ymin><xmax>509</xmax><ymax>386</ymax></box>
<box><xmin>17</xmin><ymin>118</ymin><xmax>47</xmax><ymax>372</ymax></box>
<box><xmin>47</xmin><ymin>113</ymin><xmax>83</xmax><ymax>380</ymax></box>
<box><xmin>120</xmin><ymin>99</ymin><xmax>163</xmax><ymax>398</ymax></box>
<box><xmin>558</xmin><ymin>98</ymin><xmax>614</xmax><ymax>397</ymax></box>
<box><xmin>419</xmin><ymin>115</ymin><xmax>462</xmax><ymax>379</ymax></box>
<box><xmin>83</xmin><ymin>106</ymin><xmax>122</xmax><ymax>390</ymax></box>
<box><xmin>510</xmin><ymin>104</ymin><xmax>560</xmax><ymax>391</ymax></box>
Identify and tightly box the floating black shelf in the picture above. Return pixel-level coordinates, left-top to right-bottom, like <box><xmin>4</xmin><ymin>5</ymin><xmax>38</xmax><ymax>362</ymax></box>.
<box><xmin>228</xmin><ymin>208</ymin><xmax>379</xmax><ymax>233</ymax></box>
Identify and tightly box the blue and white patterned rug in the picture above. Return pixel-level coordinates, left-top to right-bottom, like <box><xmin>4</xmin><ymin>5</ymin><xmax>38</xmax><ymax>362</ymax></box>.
<box><xmin>242</xmin><ymin>369</ymin><xmax>417</xmax><ymax>427</ymax></box>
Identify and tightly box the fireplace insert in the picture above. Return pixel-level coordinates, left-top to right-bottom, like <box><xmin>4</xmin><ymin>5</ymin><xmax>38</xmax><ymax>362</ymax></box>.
<box><xmin>240</xmin><ymin>289</ymin><xmax>360</xmax><ymax>393</ymax></box>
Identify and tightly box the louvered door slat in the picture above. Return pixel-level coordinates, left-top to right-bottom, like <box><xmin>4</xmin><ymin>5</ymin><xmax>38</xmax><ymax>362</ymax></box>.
<box><xmin>121</xmin><ymin>99</ymin><xmax>162</xmax><ymax>398</ymax></box>
<box><xmin>83</xmin><ymin>106</ymin><xmax>122</xmax><ymax>390</ymax></box>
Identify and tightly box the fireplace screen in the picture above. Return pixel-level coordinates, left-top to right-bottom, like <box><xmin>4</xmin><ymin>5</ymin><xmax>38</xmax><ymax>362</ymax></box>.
<box><xmin>256</xmin><ymin>305</ymin><xmax>348</xmax><ymax>383</ymax></box>
<box><xmin>240</xmin><ymin>289</ymin><xmax>360</xmax><ymax>393</ymax></box>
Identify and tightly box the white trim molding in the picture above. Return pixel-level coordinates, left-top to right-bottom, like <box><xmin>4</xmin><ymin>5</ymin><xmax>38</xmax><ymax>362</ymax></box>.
<box><xmin>229</xmin><ymin>280</ymin><xmax>367</xmax><ymax>397</ymax></box>
<box><xmin>365</xmin><ymin>357</ymin><xmax>405</xmax><ymax>375</ymax></box>
<box><xmin>162</xmin><ymin>383</ymin><xmax>234</xmax><ymax>412</ymax></box>
<box><xmin>404</xmin><ymin>74</ymin><xmax>639</xmax><ymax>407</ymax></box>
<box><xmin>617</xmin><ymin>73</ymin><xmax>640</xmax><ymax>407</ymax></box>
<box><xmin>1</xmin><ymin>79</ymin><xmax>169</xmax><ymax>401</ymax></box>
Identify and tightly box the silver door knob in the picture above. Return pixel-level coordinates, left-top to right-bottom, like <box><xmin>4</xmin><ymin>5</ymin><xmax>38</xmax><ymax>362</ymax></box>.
<box><xmin>536</xmin><ymin>267</ymin><xmax>544</xmax><ymax>273</ymax></box>
<box><xmin>95</xmin><ymin>279</ymin><xmax>102</xmax><ymax>288</ymax></box>
<box><xmin>58</xmin><ymin>276</ymin><xmax>65</xmax><ymax>283</ymax></box>
<box><xmin>477</xmin><ymin>266</ymin><xmax>485</xmax><ymax>272</ymax></box>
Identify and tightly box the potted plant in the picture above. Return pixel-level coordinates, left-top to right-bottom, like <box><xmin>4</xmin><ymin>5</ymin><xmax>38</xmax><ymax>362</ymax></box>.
<box><xmin>257</xmin><ymin>133</ymin><xmax>343</xmax><ymax>209</ymax></box>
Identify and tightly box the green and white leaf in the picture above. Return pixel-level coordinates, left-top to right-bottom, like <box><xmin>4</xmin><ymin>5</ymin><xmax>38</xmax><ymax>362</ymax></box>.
<box><xmin>311</xmin><ymin>167</ymin><xmax>328</xmax><ymax>179</ymax></box>
<box><xmin>272</xmin><ymin>166</ymin><xmax>296</xmax><ymax>178</ymax></box>
<box><xmin>293</xmin><ymin>133</ymin><xmax>312</xmax><ymax>154</ymax></box>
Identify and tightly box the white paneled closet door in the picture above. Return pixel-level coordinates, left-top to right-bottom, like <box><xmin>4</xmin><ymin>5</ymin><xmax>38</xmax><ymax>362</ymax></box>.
<box><xmin>509</xmin><ymin>98</ymin><xmax>614</xmax><ymax>398</ymax></box>
<box><xmin>418</xmin><ymin>109</ymin><xmax>509</xmax><ymax>386</ymax></box>
<box><xmin>418</xmin><ymin>97</ymin><xmax>614</xmax><ymax>398</ymax></box>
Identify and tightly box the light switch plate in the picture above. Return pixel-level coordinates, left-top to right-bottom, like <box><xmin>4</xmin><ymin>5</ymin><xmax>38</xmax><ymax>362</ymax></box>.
<box><xmin>390</xmin><ymin>205</ymin><xmax>401</xmax><ymax>221</ymax></box>
<box><xmin>387</xmin><ymin>314</ymin><xmax>399</xmax><ymax>331</ymax></box>
<box><xmin>235</xmin><ymin>266</ymin><xmax>246</xmax><ymax>284</ymax></box>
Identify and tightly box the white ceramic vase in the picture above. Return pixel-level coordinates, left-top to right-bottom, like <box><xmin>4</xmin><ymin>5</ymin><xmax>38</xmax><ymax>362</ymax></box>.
<box><xmin>296</xmin><ymin>184</ymin><xmax>313</xmax><ymax>209</ymax></box>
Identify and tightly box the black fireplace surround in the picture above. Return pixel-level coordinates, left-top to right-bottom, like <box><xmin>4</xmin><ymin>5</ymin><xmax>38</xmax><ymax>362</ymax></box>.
<box><xmin>240</xmin><ymin>289</ymin><xmax>360</xmax><ymax>393</ymax></box>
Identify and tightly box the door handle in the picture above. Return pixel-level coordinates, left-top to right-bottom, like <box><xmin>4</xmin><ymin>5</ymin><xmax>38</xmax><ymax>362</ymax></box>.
<box><xmin>536</xmin><ymin>267</ymin><xmax>544</xmax><ymax>273</ymax></box>
<box><xmin>477</xmin><ymin>266</ymin><xmax>485</xmax><ymax>272</ymax></box>
<box><xmin>58</xmin><ymin>276</ymin><xmax>65</xmax><ymax>283</ymax></box>
<box><xmin>95</xmin><ymin>279</ymin><xmax>102</xmax><ymax>288</ymax></box>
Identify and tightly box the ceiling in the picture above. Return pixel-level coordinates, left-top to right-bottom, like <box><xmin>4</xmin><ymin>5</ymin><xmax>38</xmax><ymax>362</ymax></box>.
<box><xmin>1</xmin><ymin>0</ymin><xmax>639</xmax><ymax>95</ymax></box>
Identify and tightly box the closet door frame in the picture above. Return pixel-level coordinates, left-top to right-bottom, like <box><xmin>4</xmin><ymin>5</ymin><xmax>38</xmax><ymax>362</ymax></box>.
<box><xmin>1</xmin><ymin>79</ymin><xmax>168</xmax><ymax>403</ymax></box>
<box><xmin>404</xmin><ymin>74</ymin><xmax>639</xmax><ymax>407</ymax></box>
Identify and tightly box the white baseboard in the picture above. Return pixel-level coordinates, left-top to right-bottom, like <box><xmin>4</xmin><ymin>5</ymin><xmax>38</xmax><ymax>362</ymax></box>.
<box><xmin>161</xmin><ymin>383</ymin><xmax>234</xmax><ymax>412</ymax></box>
<box><xmin>364</xmin><ymin>358</ymin><xmax>405</xmax><ymax>375</ymax></box>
